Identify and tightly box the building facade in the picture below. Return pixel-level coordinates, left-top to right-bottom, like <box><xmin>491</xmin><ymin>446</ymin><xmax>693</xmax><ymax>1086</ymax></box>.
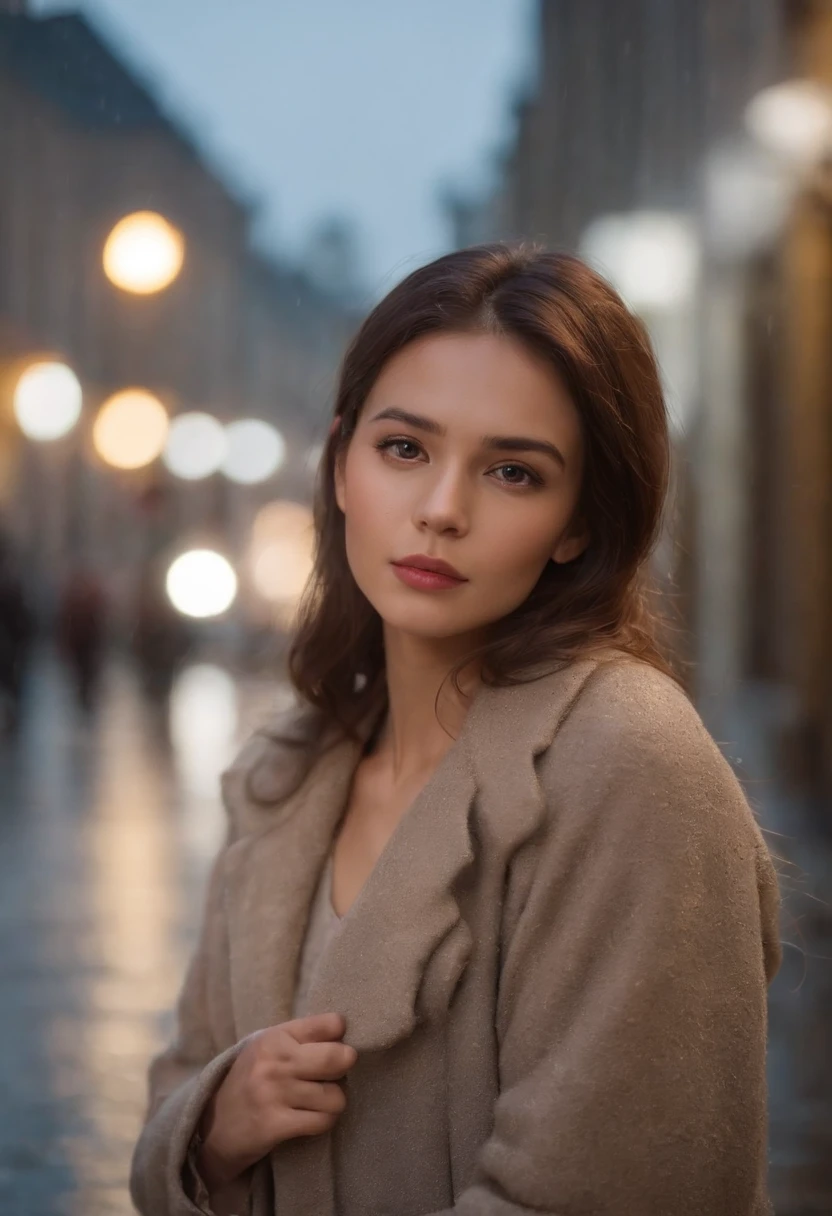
<box><xmin>465</xmin><ymin>0</ymin><xmax>832</xmax><ymax>808</ymax></box>
<box><xmin>0</xmin><ymin>3</ymin><xmax>357</xmax><ymax>633</ymax></box>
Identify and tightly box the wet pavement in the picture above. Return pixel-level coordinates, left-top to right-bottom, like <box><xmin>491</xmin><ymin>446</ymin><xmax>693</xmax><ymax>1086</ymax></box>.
<box><xmin>700</xmin><ymin>683</ymin><xmax>832</xmax><ymax>1216</ymax></box>
<box><xmin>0</xmin><ymin>654</ymin><xmax>830</xmax><ymax>1215</ymax></box>
<box><xmin>0</xmin><ymin>648</ymin><xmax>287</xmax><ymax>1216</ymax></box>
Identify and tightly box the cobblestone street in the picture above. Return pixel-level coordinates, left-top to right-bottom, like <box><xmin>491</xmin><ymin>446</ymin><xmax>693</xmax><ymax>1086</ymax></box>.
<box><xmin>0</xmin><ymin>654</ymin><xmax>831</xmax><ymax>1214</ymax></box>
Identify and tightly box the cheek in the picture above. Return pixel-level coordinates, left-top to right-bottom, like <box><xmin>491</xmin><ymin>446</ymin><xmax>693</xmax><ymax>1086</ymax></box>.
<box><xmin>481</xmin><ymin>503</ymin><xmax>564</xmax><ymax>575</ymax></box>
<box><xmin>340</xmin><ymin>449</ymin><xmax>391</xmax><ymax>552</ymax></box>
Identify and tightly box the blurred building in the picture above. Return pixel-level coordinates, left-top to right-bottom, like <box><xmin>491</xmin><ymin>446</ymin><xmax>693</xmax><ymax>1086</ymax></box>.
<box><xmin>459</xmin><ymin>0</ymin><xmax>832</xmax><ymax>806</ymax></box>
<box><xmin>0</xmin><ymin>1</ymin><xmax>357</xmax><ymax>635</ymax></box>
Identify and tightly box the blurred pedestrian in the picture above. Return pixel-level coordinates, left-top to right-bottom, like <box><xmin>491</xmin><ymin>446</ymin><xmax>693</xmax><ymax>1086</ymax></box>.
<box><xmin>132</xmin><ymin>560</ymin><xmax>192</xmax><ymax>706</ymax></box>
<box><xmin>56</xmin><ymin>565</ymin><xmax>108</xmax><ymax>714</ymax></box>
<box><xmin>0</xmin><ymin>533</ymin><xmax>35</xmax><ymax>736</ymax></box>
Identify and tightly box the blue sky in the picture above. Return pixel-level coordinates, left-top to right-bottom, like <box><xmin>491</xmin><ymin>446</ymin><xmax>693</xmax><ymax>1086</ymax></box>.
<box><xmin>33</xmin><ymin>0</ymin><xmax>534</xmax><ymax>292</ymax></box>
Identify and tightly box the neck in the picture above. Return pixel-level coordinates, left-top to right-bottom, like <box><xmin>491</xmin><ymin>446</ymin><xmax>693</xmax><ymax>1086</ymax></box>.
<box><xmin>368</xmin><ymin>628</ymin><xmax>484</xmax><ymax>785</ymax></box>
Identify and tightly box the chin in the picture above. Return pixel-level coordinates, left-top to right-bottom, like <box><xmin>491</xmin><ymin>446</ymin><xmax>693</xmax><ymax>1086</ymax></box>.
<box><xmin>372</xmin><ymin>593</ymin><xmax>494</xmax><ymax>644</ymax></box>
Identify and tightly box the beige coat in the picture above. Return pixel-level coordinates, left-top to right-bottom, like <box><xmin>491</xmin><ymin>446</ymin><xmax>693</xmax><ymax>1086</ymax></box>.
<box><xmin>130</xmin><ymin>651</ymin><xmax>782</xmax><ymax>1216</ymax></box>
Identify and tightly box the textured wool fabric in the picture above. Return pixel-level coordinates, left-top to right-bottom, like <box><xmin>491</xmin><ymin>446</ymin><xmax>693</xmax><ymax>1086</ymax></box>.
<box><xmin>291</xmin><ymin>852</ymin><xmax>344</xmax><ymax>1020</ymax></box>
<box><xmin>129</xmin><ymin>650</ymin><xmax>782</xmax><ymax>1216</ymax></box>
<box><xmin>182</xmin><ymin>856</ymin><xmax>344</xmax><ymax>1213</ymax></box>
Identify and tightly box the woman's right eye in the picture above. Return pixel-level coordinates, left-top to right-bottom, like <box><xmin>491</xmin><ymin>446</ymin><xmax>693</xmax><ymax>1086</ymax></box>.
<box><xmin>374</xmin><ymin>437</ymin><xmax>422</xmax><ymax>460</ymax></box>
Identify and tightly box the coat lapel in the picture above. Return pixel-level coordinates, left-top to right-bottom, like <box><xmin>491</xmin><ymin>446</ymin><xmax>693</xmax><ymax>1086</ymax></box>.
<box><xmin>303</xmin><ymin>708</ymin><xmax>479</xmax><ymax>1051</ymax></box>
<box><xmin>304</xmin><ymin>651</ymin><xmax>620</xmax><ymax>1053</ymax></box>
<box><xmin>223</xmin><ymin>653</ymin><xmax>613</xmax><ymax>1053</ymax></box>
<box><xmin>222</xmin><ymin>654</ymin><xmax>620</xmax><ymax>1216</ymax></box>
<box><xmin>222</xmin><ymin>719</ymin><xmax>372</xmax><ymax>1041</ymax></box>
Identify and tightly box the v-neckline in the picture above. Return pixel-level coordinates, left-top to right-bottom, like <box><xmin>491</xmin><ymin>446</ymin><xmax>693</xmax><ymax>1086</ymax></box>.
<box><xmin>326</xmin><ymin>698</ymin><xmax>480</xmax><ymax>923</ymax></box>
<box><xmin>324</xmin><ymin>853</ymin><xmax>342</xmax><ymax>923</ymax></box>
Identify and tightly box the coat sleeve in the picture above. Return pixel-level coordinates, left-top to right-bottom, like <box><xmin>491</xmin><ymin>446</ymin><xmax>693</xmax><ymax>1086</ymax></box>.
<box><xmin>129</xmin><ymin>715</ymin><xmax>315</xmax><ymax>1216</ymax></box>
<box><xmin>128</xmin><ymin>825</ymin><xmax>251</xmax><ymax>1216</ymax></box>
<box><xmin>432</xmin><ymin>665</ymin><xmax>782</xmax><ymax>1216</ymax></box>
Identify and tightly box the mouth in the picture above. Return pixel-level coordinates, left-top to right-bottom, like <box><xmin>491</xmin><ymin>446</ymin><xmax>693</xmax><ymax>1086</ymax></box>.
<box><xmin>390</xmin><ymin>559</ymin><xmax>468</xmax><ymax>591</ymax></box>
<box><xmin>391</xmin><ymin>555</ymin><xmax>467</xmax><ymax>581</ymax></box>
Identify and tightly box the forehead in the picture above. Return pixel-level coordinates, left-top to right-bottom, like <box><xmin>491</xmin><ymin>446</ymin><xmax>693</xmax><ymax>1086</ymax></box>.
<box><xmin>363</xmin><ymin>330</ymin><xmax>580</xmax><ymax>442</ymax></box>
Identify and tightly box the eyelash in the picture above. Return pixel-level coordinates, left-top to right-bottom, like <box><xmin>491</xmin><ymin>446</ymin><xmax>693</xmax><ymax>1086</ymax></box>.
<box><xmin>373</xmin><ymin>436</ymin><xmax>545</xmax><ymax>489</ymax></box>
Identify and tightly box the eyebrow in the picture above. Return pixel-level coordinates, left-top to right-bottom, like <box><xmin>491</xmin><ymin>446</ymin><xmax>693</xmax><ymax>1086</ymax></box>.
<box><xmin>366</xmin><ymin>407</ymin><xmax>566</xmax><ymax>470</ymax></box>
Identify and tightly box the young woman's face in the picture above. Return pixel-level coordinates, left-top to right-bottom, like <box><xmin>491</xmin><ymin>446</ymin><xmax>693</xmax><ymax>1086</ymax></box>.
<box><xmin>334</xmin><ymin>330</ymin><xmax>589</xmax><ymax>645</ymax></box>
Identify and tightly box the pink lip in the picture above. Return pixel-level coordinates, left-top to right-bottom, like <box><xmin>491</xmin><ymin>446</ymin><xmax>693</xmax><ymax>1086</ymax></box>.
<box><xmin>392</xmin><ymin>554</ymin><xmax>467</xmax><ymax>580</ymax></box>
<box><xmin>391</xmin><ymin>563</ymin><xmax>467</xmax><ymax>591</ymax></box>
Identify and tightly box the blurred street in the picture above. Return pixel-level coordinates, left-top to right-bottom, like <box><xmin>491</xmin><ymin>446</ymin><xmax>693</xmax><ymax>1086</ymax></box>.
<box><xmin>714</xmin><ymin>690</ymin><xmax>832</xmax><ymax>1215</ymax></box>
<box><xmin>1</xmin><ymin>2</ymin><xmax>832</xmax><ymax>1212</ymax></box>
<box><xmin>0</xmin><ymin>648</ymin><xmax>283</xmax><ymax>1216</ymax></box>
<box><xmin>0</xmin><ymin>651</ymin><xmax>829</xmax><ymax>1215</ymax></box>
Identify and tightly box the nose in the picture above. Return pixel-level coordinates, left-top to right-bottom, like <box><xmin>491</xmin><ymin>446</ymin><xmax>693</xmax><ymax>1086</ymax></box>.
<box><xmin>413</xmin><ymin>462</ymin><xmax>470</xmax><ymax>536</ymax></box>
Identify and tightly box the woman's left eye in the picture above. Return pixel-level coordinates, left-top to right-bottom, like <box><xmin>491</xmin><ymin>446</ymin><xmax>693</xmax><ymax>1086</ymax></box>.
<box><xmin>374</xmin><ymin>437</ymin><xmax>542</xmax><ymax>488</ymax></box>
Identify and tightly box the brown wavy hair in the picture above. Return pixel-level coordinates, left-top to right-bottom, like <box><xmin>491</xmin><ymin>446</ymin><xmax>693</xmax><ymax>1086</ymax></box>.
<box><xmin>276</xmin><ymin>242</ymin><xmax>680</xmax><ymax>765</ymax></box>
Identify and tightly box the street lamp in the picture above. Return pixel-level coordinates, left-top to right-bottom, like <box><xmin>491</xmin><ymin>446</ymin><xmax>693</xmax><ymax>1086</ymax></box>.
<box><xmin>249</xmin><ymin>500</ymin><xmax>314</xmax><ymax>600</ymax></box>
<box><xmin>13</xmin><ymin>361</ymin><xmax>82</xmax><ymax>441</ymax></box>
<box><xmin>166</xmin><ymin>549</ymin><xmax>238</xmax><ymax>618</ymax></box>
<box><xmin>579</xmin><ymin>210</ymin><xmax>700</xmax><ymax>435</ymax></box>
<box><xmin>221</xmin><ymin>419</ymin><xmax>285</xmax><ymax>484</ymax></box>
<box><xmin>702</xmin><ymin>138</ymin><xmax>796</xmax><ymax>259</ymax></box>
<box><xmin>103</xmin><ymin>211</ymin><xmax>185</xmax><ymax>294</ymax></box>
<box><xmin>93</xmin><ymin>388</ymin><xmax>169</xmax><ymax>469</ymax></box>
<box><xmin>579</xmin><ymin>211</ymin><xmax>699</xmax><ymax>312</ymax></box>
<box><xmin>745</xmin><ymin>79</ymin><xmax>832</xmax><ymax>168</ymax></box>
<box><xmin>162</xmin><ymin>412</ymin><xmax>227</xmax><ymax>480</ymax></box>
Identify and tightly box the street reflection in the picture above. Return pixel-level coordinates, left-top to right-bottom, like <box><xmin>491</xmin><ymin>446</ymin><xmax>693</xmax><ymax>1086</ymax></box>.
<box><xmin>49</xmin><ymin>657</ymin><xmax>180</xmax><ymax>1216</ymax></box>
<box><xmin>168</xmin><ymin>663</ymin><xmax>238</xmax><ymax>864</ymax></box>
<box><xmin>0</xmin><ymin>651</ymin><xmax>264</xmax><ymax>1215</ymax></box>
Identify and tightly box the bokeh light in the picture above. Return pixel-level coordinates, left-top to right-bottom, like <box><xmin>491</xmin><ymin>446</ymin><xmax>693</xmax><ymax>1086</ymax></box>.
<box><xmin>579</xmin><ymin>210</ymin><xmax>699</xmax><ymax>312</ymax></box>
<box><xmin>13</xmin><ymin>361</ymin><xmax>83</xmax><ymax>441</ymax></box>
<box><xmin>93</xmin><ymin>389</ymin><xmax>169</xmax><ymax>469</ymax></box>
<box><xmin>168</xmin><ymin>664</ymin><xmax>239</xmax><ymax>826</ymax></box>
<box><xmin>103</xmin><ymin>210</ymin><xmax>185</xmax><ymax>294</ymax></box>
<box><xmin>745</xmin><ymin>79</ymin><xmax>832</xmax><ymax>166</ymax></box>
<box><xmin>162</xmin><ymin>411</ymin><xmax>227</xmax><ymax>480</ymax></box>
<box><xmin>221</xmin><ymin>419</ymin><xmax>285</xmax><ymax>484</ymax></box>
<box><xmin>703</xmin><ymin>140</ymin><xmax>795</xmax><ymax>258</ymax></box>
<box><xmin>249</xmin><ymin>500</ymin><xmax>315</xmax><ymax>605</ymax></box>
<box><xmin>165</xmin><ymin>549</ymin><xmax>238</xmax><ymax>618</ymax></box>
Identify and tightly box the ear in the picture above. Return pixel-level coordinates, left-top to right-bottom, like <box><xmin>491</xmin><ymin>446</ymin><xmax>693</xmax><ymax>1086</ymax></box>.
<box><xmin>333</xmin><ymin>446</ymin><xmax>346</xmax><ymax>514</ymax></box>
<box><xmin>551</xmin><ymin>518</ymin><xmax>590</xmax><ymax>565</ymax></box>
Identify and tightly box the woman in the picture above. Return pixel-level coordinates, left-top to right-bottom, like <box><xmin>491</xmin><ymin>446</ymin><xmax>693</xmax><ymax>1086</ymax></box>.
<box><xmin>130</xmin><ymin>244</ymin><xmax>782</xmax><ymax>1216</ymax></box>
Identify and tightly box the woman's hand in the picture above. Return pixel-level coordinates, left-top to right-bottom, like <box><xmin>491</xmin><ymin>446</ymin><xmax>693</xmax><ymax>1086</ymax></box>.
<box><xmin>195</xmin><ymin>1011</ymin><xmax>358</xmax><ymax>1190</ymax></box>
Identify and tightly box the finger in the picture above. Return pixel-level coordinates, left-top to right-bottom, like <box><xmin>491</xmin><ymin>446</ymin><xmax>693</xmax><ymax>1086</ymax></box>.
<box><xmin>282</xmin><ymin>1108</ymin><xmax>338</xmax><ymax>1140</ymax></box>
<box><xmin>285</xmin><ymin>1078</ymin><xmax>348</xmax><ymax>1115</ymax></box>
<box><xmin>292</xmin><ymin>1040</ymin><xmax>357</xmax><ymax>1080</ymax></box>
<box><xmin>282</xmin><ymin>1012</ymin><xmax>346</xmax><ymax>1044</ymax></box>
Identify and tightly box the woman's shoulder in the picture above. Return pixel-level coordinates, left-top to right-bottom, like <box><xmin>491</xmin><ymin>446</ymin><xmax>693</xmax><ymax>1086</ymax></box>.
<box><xmin>551</xmin><ymin>650</ymin><xmax>716</xmax><ymax>767</ymax></box>
<box><xmin>539</xmin><ymin>651</ymin><xmax>760</xmax><ymax>841</ymax></box>
<box><xmin>537</xmin><ymin>650</ymin><xmax>782</xmax><ymax>983</ymax></box>
<box><xmin>219</xmin><ymin>698</ymin><xmax>329</xmax><ymax>841</ymax></box>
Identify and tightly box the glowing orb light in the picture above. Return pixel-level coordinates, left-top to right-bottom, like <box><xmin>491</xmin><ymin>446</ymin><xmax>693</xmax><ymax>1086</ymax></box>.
<box><xmin>169</xmin><ymin>663</ymin><xmax>239</xmax><ymax>805</ymax></box>
<box><xmin>745</xmin><ymin>79</ymin><xmax>832</xmax><ymax>166</ymax></box>
<box><xmin>222</xmin><ymin>419</ymin><xmax>285</xmax><ymax>484</ymax></box>
<box><xmin>580</xmin><ymin>211</ymin><xmax>699</xmax><ymax>312</ymax></box>
<box><xmin>103</xmin><ymin>210</ymin><xmax>185</xmax><ymax>294</ymax></box>
<box><xmin>249</xmin><ymin>500</ymin><xmax>315</xmax><ymax>603</ymax></box>
<box><xmin>166</xmin><ymin>550</ymin><xmax>238</xmax><ymax>619</ymax></box>
<box><xmin>13</xmin><ymin>361</ymin><xmax>82</xmax><ymax>440</ymax></box>
<box><xmin>163</xmin><ymin>411</ymin><xmax>227</xmax><ymax>480</ymax></box>
<box><xmin>93</xmin><ymin>389</ymin><xmax>169</xmax><ymax>469</ymax></box>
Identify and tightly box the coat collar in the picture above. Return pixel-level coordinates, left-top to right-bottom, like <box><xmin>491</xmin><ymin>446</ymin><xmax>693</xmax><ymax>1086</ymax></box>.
<box><xmin>222</xmin><ymin>652</ymin><xmax>621</xmax><ymax>1054</ymax></box>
